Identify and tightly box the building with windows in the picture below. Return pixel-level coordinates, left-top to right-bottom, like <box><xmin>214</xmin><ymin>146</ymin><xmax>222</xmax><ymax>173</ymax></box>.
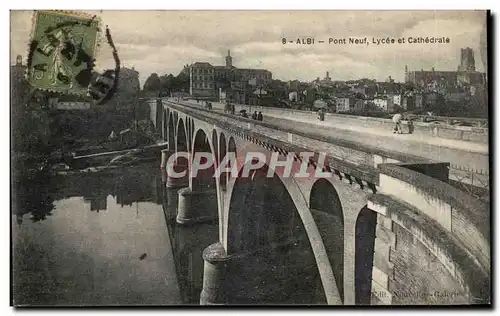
<box><xmin>335</xmin><ymin>97</ymin><xmax>356</xmax><ymax>113</ymax></box>
<box><xmin>189</xmin><ymin>50</ymin><xmax>272</xmax><ymax>101</ymax></box>
<box><xmin>392</xmin><ymin>94</ymin><xmax>402</xmax><ymax>107</ymax></box>
<box><xmin>373</xmin><ymin>96</ymin><xmax>395</xmax><ymax>112</ymax></box>
<box><xmin>189</xmin><ymin>62</ymin><xmax>216</xmax><ymax>99</ymax></box>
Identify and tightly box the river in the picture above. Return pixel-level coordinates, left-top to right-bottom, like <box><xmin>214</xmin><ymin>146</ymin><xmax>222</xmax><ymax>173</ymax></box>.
<box><xmin>12</xmin><ymin>161</ymin><xmax>218</xmax><ymax>306</ymax></box>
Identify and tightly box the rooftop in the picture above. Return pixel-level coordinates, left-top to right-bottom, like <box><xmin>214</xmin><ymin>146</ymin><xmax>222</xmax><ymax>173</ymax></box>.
<box><xmin>192</xmin><ymin>62</ymin><xmax>214</xmax><ymax>68</ymax></box>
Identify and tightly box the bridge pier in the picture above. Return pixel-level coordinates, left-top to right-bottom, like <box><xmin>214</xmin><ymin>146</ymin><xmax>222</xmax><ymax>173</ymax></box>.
<box><xmin>166</xmin><ymin>174</ymin><xmax>189</xmax><ymax>189</ymax></box>
<box><xmin>166</xmin><ymin>153</ymin><xmax>189</xmax><ymax>189</ymax></box>
<box><xmin>199</xmin><ymin>237</ymin><xmax>325</xmax><ymax>304</ymax></box>
<box><xmin>200</xmin><ymin>242</ymin><xmax>231</xmax><ymax>305</ymax></box>
<box><xmin>162</xmin><ymin>187</ymin><xmax>180</xmax><ymax>223</ymax></box>
<box><xmin>176</xmin><ymin>187</ymin><xmax>218</xmax><ymax>225</ymax></box>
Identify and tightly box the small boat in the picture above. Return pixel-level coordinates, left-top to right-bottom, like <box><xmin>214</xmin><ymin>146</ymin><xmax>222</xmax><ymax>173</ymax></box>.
<box><xmin>68</xmin><ymin>142</ymin><xmax>168</xmax><ymax>170</ymax></box>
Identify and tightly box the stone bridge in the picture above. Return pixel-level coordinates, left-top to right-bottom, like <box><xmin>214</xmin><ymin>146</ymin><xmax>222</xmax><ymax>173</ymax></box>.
<box><xmin>148</xmin><ymin>98</ymin><xmax>490</xmax><ymax>305</ymax></box>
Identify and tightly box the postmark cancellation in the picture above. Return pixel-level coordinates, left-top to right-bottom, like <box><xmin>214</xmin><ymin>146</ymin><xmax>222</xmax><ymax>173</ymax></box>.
<box><xmin>27</xmin><ymin>10</ymin><xmax>101</xmax><ymax>96</ymax></box>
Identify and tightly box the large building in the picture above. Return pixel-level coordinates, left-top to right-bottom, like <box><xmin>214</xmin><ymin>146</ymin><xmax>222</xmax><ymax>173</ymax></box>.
<box><xmin>189</xmin><ymin>50</ymin><xmax>272</xmax><ymax>101</ymax></box>
<box><xmin>405</xmin><ymin>48</ymin><xmax>486</xmax><ymax>89</ymax></box>
<box><xmin>458</xmin><ymin>47</ymin><xmax>475</xmax><ymax>72</ymax></box>
<box><xmin>190</xmin><ymin>62</ymin><xmax>216</xmax><ymax>99</ymax></box>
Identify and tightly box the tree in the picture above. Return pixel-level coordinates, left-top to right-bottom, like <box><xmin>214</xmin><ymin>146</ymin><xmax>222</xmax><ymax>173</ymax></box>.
<box><xmin>159</xmin><ymin>74</ymin><xmax>175</xmax><ymax>92</ymax></box>
<box><xmin>143</xmin><ymin>73</ymin><xmax>161</xmax><ymax>92</ymax></box>
<box><xmin>175</xmin><ymin>73</ymin><xmax>190</xmax><ymax>92</ymax></box>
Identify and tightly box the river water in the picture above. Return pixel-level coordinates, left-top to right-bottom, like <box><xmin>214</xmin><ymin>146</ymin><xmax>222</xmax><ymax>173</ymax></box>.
<box><xmin>12</xmin><ymin>162</ymin><xmax>218</xmax><ymax>306</ymax></box>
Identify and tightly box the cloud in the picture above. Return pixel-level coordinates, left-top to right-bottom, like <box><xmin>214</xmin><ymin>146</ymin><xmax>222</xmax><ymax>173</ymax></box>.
<box><xmin>10</xmin><ymin>10</ymin><xmax>487</xmax><ymax>86</ymax></box>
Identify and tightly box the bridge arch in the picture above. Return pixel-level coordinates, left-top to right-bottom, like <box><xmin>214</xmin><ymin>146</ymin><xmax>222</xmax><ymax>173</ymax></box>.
<box><xmin>228</xmin><ymin>136</ymin><xmax>237</xmax><ymax>156</ymax></box>
<box><xmin>212</xmin><ymin>130</ymin><xmax>219</xmax><ymax>167</ymax></box>
<box><xmin>162</xmin><ymin>109</ymin><xmax>167</xmax><ymax>141</ymax></box>
<box><xmin>191</xmin><ymin>128</ymin><xmax>217</xmax><ymax>192</ymax></box>
<box><xmin>224</xmin><ymin>162</ymin><xmax>342</xmax><ymax>305</ymax></box>
<box><xmin>354</xmin><ymin>205</ymin><xmax>377</xmax><ymax>305</ymax></box>
<box><xmin>309</xmin><ymin>178</ymin><xmax>345</xmax><ymax>303</ymax></box>
<box><xmin>176</xmin><ymin>118</ymin><xmax>187</xmax><ymax>152</ymax></box>
<box><xmin>186</xmin><ymin>118</ymin><xmax>192</xmax><ymax>151</ymax></box>
<box><xmin>168</xmin><ymin>113</ymin><xmax>175</xmax><ymax>150</ymax></box>
<box><xmin>226</xmin><ymin>136</ymin><xmax>237</xmax><ymax>186</ymax></box>
<box><xmin>189</xmin><ymin>118</ymin><xmax>195</xmax><ymax>149</ymax></box>
<box><xmin>219</xmin><ymin>132</ymin><xmax>227</xmax><ymax>189</ymax></box>
<box><xmin>173</xmin><ymin>112</ymin><xmax>178</xmax><ymax>131</ymax></box>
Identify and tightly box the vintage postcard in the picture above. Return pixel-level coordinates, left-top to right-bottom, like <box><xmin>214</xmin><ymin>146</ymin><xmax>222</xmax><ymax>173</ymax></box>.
<box><xmin>10</xmin><ymin>10</ymin><xmax>490</xmax><ymax>306</ymax></box>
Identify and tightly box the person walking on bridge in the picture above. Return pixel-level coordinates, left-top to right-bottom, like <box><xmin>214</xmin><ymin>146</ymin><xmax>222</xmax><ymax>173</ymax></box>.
<box><xmin>317</xmin><ymin>108</ymin><xmax>325</xmax><ymax>121</ymax></box>
<box><xmin>392</xmin><ymin>112</ymin><xmax>403</xmax><ymax>134</ymax></box>
<box><xmin>257</xmin><ymin>111</ymin><xmax>263</xmax><ymax>121</ymax></box>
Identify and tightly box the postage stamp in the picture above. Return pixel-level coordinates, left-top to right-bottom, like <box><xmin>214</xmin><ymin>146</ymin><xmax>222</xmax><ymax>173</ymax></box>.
<box><xmin>27</xmin><ymin>10</ymin><xmax>100</xmax><ymax>95</ymax></box>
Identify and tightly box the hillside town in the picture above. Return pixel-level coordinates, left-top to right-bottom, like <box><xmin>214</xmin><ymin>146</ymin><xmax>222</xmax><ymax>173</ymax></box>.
<box><xmin>12</xmin><ymin>46</ymin><xmax>488</xmax><ymax>136</ymax></box>
<box><xmin>10</xmin><ymin>45</ymin><xmax>488</xmax><ymax>176</ymax></box>
<box><xmin>142</xmin><ymin>47</ymin><xmax>488</xmax><ymax>119</ymax></box>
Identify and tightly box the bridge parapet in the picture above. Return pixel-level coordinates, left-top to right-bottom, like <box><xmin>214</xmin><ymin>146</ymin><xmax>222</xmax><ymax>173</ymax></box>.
<box><xmin>165</xmin><ymin>100</ymin><xmax>381</xmax><ymax>192</ymax></box>
<box><xmin>204</xmin><ymin>100</ymin><xmax>488</xmax><ymax>144</ymax></box>
<box><xmin>164</xmin><ymin>100</ymin><xmax>444</xmax><ymax>187</ymax></box>
<box><xmin>367</xmin><ymin>162</ymin><xmax>490</xmax><ymax>305</ymax></box>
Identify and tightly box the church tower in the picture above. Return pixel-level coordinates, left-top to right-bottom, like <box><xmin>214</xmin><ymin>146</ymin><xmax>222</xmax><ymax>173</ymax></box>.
<box><xmin>225</xmin><ymin>50</ymin><xmax>232</xmax><ymax>68</ymax></box>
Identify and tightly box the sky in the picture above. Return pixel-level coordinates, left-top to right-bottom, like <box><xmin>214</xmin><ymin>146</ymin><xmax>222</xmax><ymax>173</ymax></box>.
<box><xmin>10</xmin><ymin>10</ymin><xmax>488</xmax><ymax>87</ymax></box>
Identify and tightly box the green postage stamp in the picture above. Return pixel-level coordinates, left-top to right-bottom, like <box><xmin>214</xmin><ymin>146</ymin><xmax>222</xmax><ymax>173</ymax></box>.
<box><xmin>27</xmin><ymin>10</ymin><xmax>100</xmax><ymax>95</ymax></box>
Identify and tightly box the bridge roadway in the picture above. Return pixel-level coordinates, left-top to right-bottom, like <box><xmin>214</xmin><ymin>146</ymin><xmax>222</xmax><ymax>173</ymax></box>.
<box><xmin>174</xmin><ymin>99</ymin><xmax>489</xmax><ymax>186</ymax></box>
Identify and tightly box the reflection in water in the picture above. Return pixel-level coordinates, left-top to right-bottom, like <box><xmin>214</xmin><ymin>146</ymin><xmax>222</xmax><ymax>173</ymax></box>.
<box><xmin>12</xmin><ymin>161</ymin><xmax>218</xmax><ymax>306</ymax></box>
<box><xmin>162</xmin><ymin>186</ymin><xmax>218</xmax><ymax>305</ymax></box>
<box><xmin>12</xmin><ymin>162</ymin><xmax>182</xmax><ymax>306</ymax></box>
<box><xmin>13</xmin><ymin>161</ymin><xmax>324</xmax><ymax>305</ymax></box>
<box><xmin>12</xmin><ymin>163</ymin><xmax>165</xmax><ymax>221</ymax></box>
<box><xmin>12</xmin><ymin>171</ymin><xmax>56</xmax><ymax>225</ymax></box>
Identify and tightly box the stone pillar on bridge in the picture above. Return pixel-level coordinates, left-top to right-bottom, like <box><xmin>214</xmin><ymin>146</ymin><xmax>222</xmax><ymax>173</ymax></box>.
<box><xmin>176</xmin><ymin>129</ymin><xmax>219</xmax><ymax>225</ymax></box>
<box><xmin>176</xmin><ymin>187</ymin><xmax>218</xmax><ymax>225</ymax></box>
<box><xmin>199</xmin><ymin>242</ymin><xmax>232</xmax><ymax>305</ymax></box>
<box><xmin>165</xmin><ymin>152</ymin><xmax>189</xmax><ymax>189</ymax></box>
